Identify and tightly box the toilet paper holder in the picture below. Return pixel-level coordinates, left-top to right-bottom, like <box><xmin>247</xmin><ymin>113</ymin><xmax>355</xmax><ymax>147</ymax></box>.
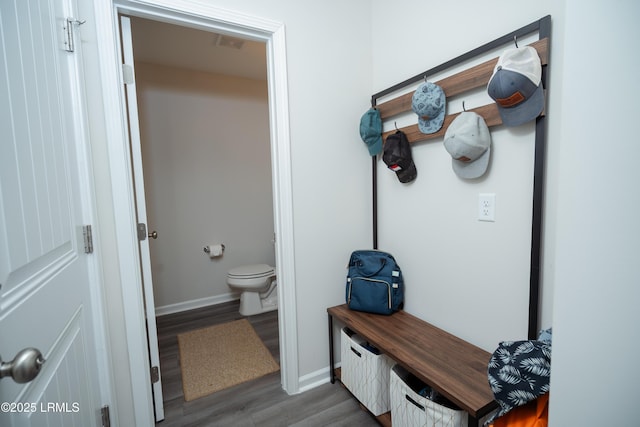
<box><xmin>203</xmin><ymin>244</ymin><xmax>225</xmax><ymax>254</ymax></box>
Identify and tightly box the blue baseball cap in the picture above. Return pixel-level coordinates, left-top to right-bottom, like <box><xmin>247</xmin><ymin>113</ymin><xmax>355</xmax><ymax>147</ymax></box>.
<box><xmin>411</xmin><ymin>82</ymin><xmax>446</xmax><ymax>134</ymax></box>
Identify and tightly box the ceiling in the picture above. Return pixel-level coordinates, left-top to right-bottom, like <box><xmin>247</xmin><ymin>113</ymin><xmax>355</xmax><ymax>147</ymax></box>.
<box><xmin>130</xmin><ymin>17</ymin><xmax>268</xmax><ymax>81</ymax></box>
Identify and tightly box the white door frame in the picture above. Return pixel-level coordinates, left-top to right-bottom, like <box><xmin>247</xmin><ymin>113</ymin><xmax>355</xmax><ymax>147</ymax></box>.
<box><xmin>93</xmin><ymin>0</ymin><xmax>298</xmax><ymax>424</ymax></box>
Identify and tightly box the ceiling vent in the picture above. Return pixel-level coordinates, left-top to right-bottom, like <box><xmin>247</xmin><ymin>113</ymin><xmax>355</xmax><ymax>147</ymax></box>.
<box><xmin>214</xmin><ymin>34</ymin><xmax>245</xmax><ymax>50</ymax></box>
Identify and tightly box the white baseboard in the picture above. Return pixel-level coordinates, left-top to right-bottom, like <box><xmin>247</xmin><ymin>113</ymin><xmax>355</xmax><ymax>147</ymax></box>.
<box><xmin>155</xmin><ymin>293</ymin><xmax>239</xmax><ymax>316</ymax></box>
<box><xmin>297</xmin><ymin>364</ymin><xmax>341</xmax><ymax>393</ymax></box>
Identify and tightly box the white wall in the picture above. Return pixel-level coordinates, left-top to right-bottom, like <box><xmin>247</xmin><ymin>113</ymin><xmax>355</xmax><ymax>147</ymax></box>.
<box><xmin>83</xmin><ymin>0</ymin><xmax>373</xmax><ymax>423</ymax></box>
<box><xmin>371</xmin><ymin>0</ymin><xmax>565</xmax><ymax>351</ymax></box>
<box><xmin>81</xmin><ymin>0</ymin><xmax>640</xmax><ymax>425</ymax></box>
<box><xmin>549</xmin><ymin>1</ymin><xmax>640</xmax><ymax>425</ymax></box>
<box><xmin>369</xmin><ymin>1</ymin><xmax>640</xmax><ymax>425</ymax></box>
<box><xmin>197</xmin><ymin>0</ymin><xmax>376</xmax><ymax>377</ymax></box>
<box><xmin>135</xmin><ymin>62</ymin><xmax>275</xmax><ymax>311</ymax></box>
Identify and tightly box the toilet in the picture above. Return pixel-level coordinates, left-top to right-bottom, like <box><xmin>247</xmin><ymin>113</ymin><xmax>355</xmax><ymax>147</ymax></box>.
<box><xmin>227</xmin><ymin>264</ymin><xmax>277</xmax><ymax>316</ymax></box>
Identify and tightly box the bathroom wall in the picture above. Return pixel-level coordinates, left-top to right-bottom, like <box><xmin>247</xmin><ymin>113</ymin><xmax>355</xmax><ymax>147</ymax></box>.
<box><xmin>134</xmin><ymin>62</ymin><xmax>274</xmax><ymax>312</ymax></box>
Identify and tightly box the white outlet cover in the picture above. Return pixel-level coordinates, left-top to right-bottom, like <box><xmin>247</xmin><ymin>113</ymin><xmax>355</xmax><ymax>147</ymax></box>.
<box><xmin>478</xmin><ymin>193</ymin><xmax>495</xmax><ymax>222</ymax></box>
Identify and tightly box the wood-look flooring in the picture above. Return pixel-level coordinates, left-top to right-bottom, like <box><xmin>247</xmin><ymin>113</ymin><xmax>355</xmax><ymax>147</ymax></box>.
<box><xmin>155</xmin><ymin>300</ymin><xmax>379</xmax><ymax>426</ymax></box>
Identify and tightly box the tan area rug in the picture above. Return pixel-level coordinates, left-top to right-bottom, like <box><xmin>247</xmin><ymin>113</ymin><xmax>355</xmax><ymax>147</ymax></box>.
<box><xmin>177</xmin><ymin>318</ymin><xmax>280</xmax><ymax>401</ymax></box>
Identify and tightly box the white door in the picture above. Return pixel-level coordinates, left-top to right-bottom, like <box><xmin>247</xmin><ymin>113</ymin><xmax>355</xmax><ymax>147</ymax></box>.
<box><xmin>119</xmin><ymin>15</ymin><xmax>165</xmax><ymax>422</ymax></box>
<box><xmin>0</xmin><ymin>0</ymin><xmax>104</xmax><ymax>426</ymax></box>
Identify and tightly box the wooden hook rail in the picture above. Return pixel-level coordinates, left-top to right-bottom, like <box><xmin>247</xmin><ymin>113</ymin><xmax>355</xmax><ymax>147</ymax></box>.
<box><xmin>378</xmin><ymin>38</ymin><xmax>549</xmax><ymax>144</ymax></box>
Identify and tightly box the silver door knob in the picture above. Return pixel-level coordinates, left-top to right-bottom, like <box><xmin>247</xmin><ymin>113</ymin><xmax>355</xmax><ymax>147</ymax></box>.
<box><xmin>148</xmin><ymin>231</ymin><xmax>158</xmax><ymax>239</ymax></box>
<box><xmin>0</xmin><ymin>348</ymin><xmax>46</xmax><ymax>383</ymax></box>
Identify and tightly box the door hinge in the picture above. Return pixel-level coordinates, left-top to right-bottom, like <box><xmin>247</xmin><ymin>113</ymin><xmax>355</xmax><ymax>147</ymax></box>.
<box><xmin>137</xmin><ymin>223</ymin><xmax>147</xmax><ymax>241</ymax></box>
<box><xmin>151</xmin><ymin>365</ymin><xmax>159</xmax><ymax>383</ymax></box>
<box><xmin>62</xmin><ymin>18</ymin><xmax>86</xmax><ymax>53</ymax></box>
<box><xmin>82</xmin><ymin>225</ymin><xmax>93</xmax><ymax>254</ymax></box>
<box><xmin>101</xmin><ymin>405</ymin><xmax>111</xmax><ymax>427</ymax></box>
<box><xmin>122</xmin><ymin>64</ymin><xmax>135</xmax><ymax>85</ymax></box>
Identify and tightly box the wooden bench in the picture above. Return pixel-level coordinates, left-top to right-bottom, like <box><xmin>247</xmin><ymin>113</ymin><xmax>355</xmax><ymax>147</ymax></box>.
<box><xmin>327</xmin><ymin>304</ymin><xmax>498</xmax><ymax>426</ymax></box>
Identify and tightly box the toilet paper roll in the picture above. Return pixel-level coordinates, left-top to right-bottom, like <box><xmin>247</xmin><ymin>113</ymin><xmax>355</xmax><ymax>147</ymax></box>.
<box><xmin>205</xmin><ymin>244</ymin><xmax>224</xmax><ymax>258</ymax></box>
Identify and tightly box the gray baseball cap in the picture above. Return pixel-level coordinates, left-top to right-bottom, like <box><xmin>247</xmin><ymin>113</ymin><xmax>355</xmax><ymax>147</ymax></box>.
<box><xmin>443</xmin><ymin>112</ymin><xmax>491</xmax><ymax>179</ymax></box>
<box><xmin>488</xmin><ymin>46</ymin><xmax>544</xmax><ymax>127</ymax></box>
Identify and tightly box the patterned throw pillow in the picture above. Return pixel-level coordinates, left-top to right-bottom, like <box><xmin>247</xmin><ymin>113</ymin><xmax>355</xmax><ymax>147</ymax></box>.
<box><xmin>486</xmin><ymin>339</ymin><xmax>551</xmax><ymax>423</ymax></box>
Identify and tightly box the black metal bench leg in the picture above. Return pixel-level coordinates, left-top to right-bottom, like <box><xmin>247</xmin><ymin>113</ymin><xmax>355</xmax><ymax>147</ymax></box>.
<box><xmin>328</xmin><ymin>313</ymin><xmax>335</xmax><ymax>383</ymax></box>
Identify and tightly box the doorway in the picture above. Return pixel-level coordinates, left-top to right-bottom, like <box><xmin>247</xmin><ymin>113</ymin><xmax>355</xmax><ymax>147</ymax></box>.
<box><xmin>129</xmin><ymin>16</ymin><xmax>275</xmax><ymax>317</ymax></box>
<box><xmin>106</xmin><ymin>2</ymin><xmax>298</xmax><ymax>424</ymax></box>
<box><xmin>128</xmin><ymin>15</ymin><xmax>275</xmax><ymax>414</ymax></box>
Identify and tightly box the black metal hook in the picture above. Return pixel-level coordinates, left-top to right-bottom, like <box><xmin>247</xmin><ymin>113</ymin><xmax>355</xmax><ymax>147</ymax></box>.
<box><xmin>462</xmin><ymin>101</ymin><xmax>467</xmax><ymax>112</ymax></box>
<box><xmin>394</xmin><ymin>121</ymin><xmax>399</xmax><ymax>131</ymax></box>
<box><xmin>514</xmin><ymin>35</ymin><xmax>518</xmax><ymax>48</ymax></box>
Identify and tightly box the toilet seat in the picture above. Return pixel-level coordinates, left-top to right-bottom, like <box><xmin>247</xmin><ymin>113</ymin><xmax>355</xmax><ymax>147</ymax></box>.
<box><xmin>227</xmin><ymin>264</ymin><xmax>275</xmax><ymax>279</ymax></box>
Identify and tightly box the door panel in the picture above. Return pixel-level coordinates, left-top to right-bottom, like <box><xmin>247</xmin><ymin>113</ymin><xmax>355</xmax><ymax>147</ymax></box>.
<box><xmin>119</xmin><ymin>15</ymin><xmax>165</xmax><ymax>422</ymax></box>
<box><xmin>0</xmin><ymin>0</ymin><xmax>102</xmax><ymax>425</ymax></box>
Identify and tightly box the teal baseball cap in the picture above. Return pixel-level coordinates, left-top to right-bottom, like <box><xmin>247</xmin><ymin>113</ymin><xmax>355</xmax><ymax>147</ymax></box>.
<box><xmin>359</xmin><ymin>108</ymin><xmax>383</xmax><ymax>156</ymax></box>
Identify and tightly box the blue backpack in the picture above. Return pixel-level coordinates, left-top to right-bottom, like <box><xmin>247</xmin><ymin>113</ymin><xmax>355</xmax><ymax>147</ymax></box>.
<box><xmin>345</xmin><ymin>250</ymin><xmax>404</xmax><ymax>315</ymax></box>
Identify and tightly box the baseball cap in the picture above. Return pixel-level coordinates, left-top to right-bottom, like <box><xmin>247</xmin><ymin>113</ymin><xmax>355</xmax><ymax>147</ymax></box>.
<box><xmin>411</xmin><ymin>82</ymin><xmax>446</xmax><ymax>134</ymax></box>
<box><xmin>359</xmin><ymin>108</ymin><xmax>383</xmax><ymax>156</ymax></box>
<box><xmin>443</xmin><ymin>112</ymin><xmax>491</xmax><ymax>179</ymax></box>
<box><xmin>383</xmin><ymin>131</ymin><xmax>417</xmax><ymax>183</ymax></box>
<box><xmin>487</xmin><ymin>46</ymin><xmax>544</xmax><ymax>127</ymax></box>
